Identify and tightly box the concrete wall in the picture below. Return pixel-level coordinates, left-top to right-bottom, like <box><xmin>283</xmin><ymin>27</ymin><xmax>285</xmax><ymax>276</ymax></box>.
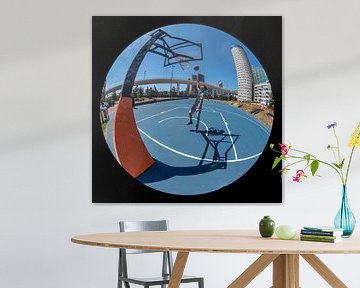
<box><xmin>1</xmin><ymin>0</ymin><xmax>360</xmax><ymax>287</ymax></box>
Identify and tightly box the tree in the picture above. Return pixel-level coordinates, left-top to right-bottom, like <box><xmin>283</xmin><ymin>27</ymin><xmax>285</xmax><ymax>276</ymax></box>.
<box><xmin>269</xmin><ymin>97</ymin><xmax>274</xmax><ymax>108</ymax></box>
<box><xmin>170</xmin><ymin>86</ymin><xmax>176</xmax><ymax>96</ymax></box>
<box><xmin>146</xmin><ymin>87</ymin><xmax>156</xmax><ymax>99</ymax></box>
<box><xmin>138</xmin><ymin>87</ymin><xmax>144</xmax><ymax>97</ymax></box>
<box><xmin>110</xmin><ymin>92</ymin><xmax>116</xmax><ymax>100</ymax></box>
<box><xmin>145</xmin><ymin>87</ymin><xmax>150</xmax><ymax>96</ymax></box>
<box><xmin>131</xmin><ymin>86</ymin><xmax>139</xmax><ymax>98</ymax></box>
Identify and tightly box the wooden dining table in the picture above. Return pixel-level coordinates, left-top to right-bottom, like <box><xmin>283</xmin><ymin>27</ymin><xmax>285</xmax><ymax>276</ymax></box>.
<box><xmin>71</xmin><ymin>230</ymin><xmax>360</xmax><ymax>288</ymax></box>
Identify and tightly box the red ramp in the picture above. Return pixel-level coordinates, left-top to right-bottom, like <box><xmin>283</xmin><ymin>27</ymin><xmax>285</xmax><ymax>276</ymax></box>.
<box><xmin>113</xmin><ymin>97</ymin><xmax>155</xmax><ymax>178</ymax></box>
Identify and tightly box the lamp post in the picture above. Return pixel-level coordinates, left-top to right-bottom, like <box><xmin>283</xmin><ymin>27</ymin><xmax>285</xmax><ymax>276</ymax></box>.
<box><xmin>169</xmin><ymin>65</ymin><xmax>175</xmax><ymax>98</ymax></box>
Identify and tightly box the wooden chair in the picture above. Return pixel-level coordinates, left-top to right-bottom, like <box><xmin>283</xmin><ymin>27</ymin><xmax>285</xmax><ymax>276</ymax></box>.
<box><xmin>118</xmin><ymin>220</ymin><xmax>204</xmax><ymax>288</ymax></box>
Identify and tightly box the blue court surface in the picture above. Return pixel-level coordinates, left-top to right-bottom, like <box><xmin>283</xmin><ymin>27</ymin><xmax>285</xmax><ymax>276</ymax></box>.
<box><xmin>130</xmin><ymin>99</ymin><xmax>271</xmax><ymax>195</ymax></box>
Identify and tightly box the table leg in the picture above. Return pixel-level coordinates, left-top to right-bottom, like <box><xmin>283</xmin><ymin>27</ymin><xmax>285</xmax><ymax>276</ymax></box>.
<box><xmin>272</xmin><ymin>254</ymin><xmax>299</xmax><ymax>288</ymax></box>
<box><xmin>301</xmin><ymin>254</ymin><xmax>347</xmax><ymax>288</ymax></box>
<box><xmin>228</xmin><ymin>254</ymin><xmax>279</xmax><ymax>288</ymax></box>
<box><xmin>168</xmin><ymin>252</ymin><xmax>189</xmax><ymax>288</ymax></box>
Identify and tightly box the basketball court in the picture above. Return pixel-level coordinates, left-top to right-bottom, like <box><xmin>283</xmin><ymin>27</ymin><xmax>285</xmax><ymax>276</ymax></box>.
<box><xmin>124</xmin><ymin>99</ymin><xmax>271</xmax><ymax>195</ymax></box>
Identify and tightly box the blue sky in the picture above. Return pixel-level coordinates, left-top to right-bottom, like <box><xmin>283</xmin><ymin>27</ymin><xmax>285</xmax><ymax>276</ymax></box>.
<box><xmin>106</xmin><ymin>23</ymin><xmax>264</xmax><ymax>91</ymax></box>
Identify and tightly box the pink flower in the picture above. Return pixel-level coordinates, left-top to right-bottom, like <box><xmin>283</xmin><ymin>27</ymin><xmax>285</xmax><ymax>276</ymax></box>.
<box><xmin>279</xmin><ymin>143</ymin><xmax>289</xmax><ymax>155</ymax></box>
<box><xmin>293</xmin><ymin>170</ymin><xmax>305</xmax><ymax>182</ymax></box>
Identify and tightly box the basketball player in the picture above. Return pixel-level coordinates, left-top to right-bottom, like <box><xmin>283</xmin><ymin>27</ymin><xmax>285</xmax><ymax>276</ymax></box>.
<box><xmin>187</xmin><ymin>80</ymin><xmax>208</xmax><ymax>131</ymax></box>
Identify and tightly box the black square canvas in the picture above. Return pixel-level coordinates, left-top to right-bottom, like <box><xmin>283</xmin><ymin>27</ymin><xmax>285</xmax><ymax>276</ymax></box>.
<box><xmin>92</xmin><ymin>16</ymin><xmax>282</xmax><ymax>203</ymax></box>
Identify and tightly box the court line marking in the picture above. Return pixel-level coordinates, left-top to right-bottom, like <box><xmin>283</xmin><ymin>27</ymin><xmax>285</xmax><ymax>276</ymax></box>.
<box><xmin>202</xmin><ymin>107</ymin><xmax>239</xmax><ymax>159</ymax></box>
<box><xmin>218</xmin><ymin>112</ymin><xmax>238</xmax><ymax>160</ymax></box>
<box><xmin>135</xmin><ymin>101</ymin><xmax>264</xmax><ymax>163</ymax></box>
<box><xmin>212</xmin><ymin>106</ymin><xmax>271</xmax><ymax>135</ymax></box>
<box><xmin>204</xmin><ymin>105</ymin><xmax>270</xmax><ymax>136</ymax></box>
<box><xmin>136</xmin><ymin>107</ymin><xmax>188</xmax><ymax>124</ymax></box>
<box><xmin>158</xmin><ymin>116</ymin><xmax>209</xmax><ymax>136</ymax></box>
<box><xmin>137</xmin><ymin>103</ymin><xmax>269</xmax><ymax>137</ymax></box>
<box><xmin>138</xmin><ymin>128</ymin><xmax>262</xmax><ymax>163</ymax></box>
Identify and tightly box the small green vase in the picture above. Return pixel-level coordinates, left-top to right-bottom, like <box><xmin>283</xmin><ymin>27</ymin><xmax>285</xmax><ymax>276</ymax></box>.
<box><xmin>259</xmin><ymin>216</ymin><xmax>275</xmax><ymax>237</ymax></box>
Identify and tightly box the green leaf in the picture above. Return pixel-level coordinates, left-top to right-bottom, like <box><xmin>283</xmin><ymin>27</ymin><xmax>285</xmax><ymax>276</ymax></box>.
<box><xmin>304</xmin><ymin>154</ymin><xmax>311</xmax><ymax>164</ymax></box>
<box><xmin>332</xmin><ymin>159</ymin><xmax>345</xmax><ymax>169</ymax></box>
<box><xmin>339</xmin><ymin>158</ymin><xmax>345</xmax><ymax>169</ymax></box>
<box><xmin>310</xmin><ymin>160</ymin><xmax>319</xmax><ymax>176</ymax></box>
<box><xmin>332</xmin><ymin>162</ymin><xmax>341</xmax><ymax>169</ymax></box>
<box><xmin>270</xmin><ymin>144</ymin><xmax>274</xmax><ymax>149</ymax></box>
<box><xmin>272</xmin><ymin>155</ymin><xmax>284</xmax><ymax>170</ymax></box>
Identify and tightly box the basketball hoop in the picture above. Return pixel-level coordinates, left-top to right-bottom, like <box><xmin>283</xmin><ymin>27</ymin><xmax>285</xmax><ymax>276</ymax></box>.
<box><xmin>174</xmin><ymin>56</ymin><xmax>190</xmax><ymax>71</ymax></box>
<box><xmin>147</xmin><ymin>29</ymin><xmax>203</xmax><ymax>67</ymax></box>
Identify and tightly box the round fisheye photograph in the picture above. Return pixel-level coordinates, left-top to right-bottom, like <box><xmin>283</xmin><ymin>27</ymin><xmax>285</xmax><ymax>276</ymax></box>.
<box><xmin>99</xmin><ymin>23</ymin><xmax>274</xmax><ymax>196</ymax></box>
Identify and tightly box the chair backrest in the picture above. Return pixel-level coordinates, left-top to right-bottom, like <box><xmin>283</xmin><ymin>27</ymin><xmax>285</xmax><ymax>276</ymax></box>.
<box><xmin>120</xmin><ymin>220</ymin><xmax>168</xmax><ymax>232</ymax></box>
<box><xmin>118</xmin><ymin>220</ymin><xmax>174</xmax><ymax>283</ymax></box>
<box><xmin>119</xmin><ymin>220</ymin><xmax>168</xmax><ymax>254</ymax></box>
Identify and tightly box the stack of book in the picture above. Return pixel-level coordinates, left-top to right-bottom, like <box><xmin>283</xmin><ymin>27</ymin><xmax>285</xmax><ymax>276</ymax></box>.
<box><xmin>300</xmin><ymin>226</ymin><xmax>344</xmax><ymax>243</ymax></box>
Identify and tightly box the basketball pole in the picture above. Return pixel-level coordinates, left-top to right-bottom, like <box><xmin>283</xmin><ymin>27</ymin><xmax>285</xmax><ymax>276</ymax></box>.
<box><xmin>121</xmin><ymin>29</ymin><xmax>166</xmax><ymax>97</ymax></box>
<box><xmin>114</xmin><ymin>29</ymin><xmax>203</xmax><ymax>178</ymax></box>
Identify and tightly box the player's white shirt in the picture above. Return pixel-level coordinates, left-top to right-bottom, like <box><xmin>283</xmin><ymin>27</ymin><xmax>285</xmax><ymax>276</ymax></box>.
<box><xmin>193</xmin><ymin>93</ymin><xmax>203</xmax><ymax>107</ymax></box>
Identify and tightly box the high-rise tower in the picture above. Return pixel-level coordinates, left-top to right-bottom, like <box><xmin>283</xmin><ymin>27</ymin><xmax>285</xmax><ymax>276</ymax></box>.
<box><xmin>231</xmin><ymin>45</ymin><xmax>254</xmax><ymax>101</ymax></box>
<box><xmin>252</xmin><ymin>66</ymin><xmax>269</xmax><ymax>84</ymax></box>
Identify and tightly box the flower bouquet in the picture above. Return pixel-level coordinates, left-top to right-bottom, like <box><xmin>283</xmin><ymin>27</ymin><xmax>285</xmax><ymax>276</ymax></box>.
<box><xmin>270</xmin><ymin>122</ymin><xmax>360</xmax><ymax>237</ymax></box>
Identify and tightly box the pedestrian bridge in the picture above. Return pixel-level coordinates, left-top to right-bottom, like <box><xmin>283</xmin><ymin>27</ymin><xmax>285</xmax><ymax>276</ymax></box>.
<box><xmin>106</xmin><ymin>78</ymin><xmax>235</xmax><ymax>95</ymax></box>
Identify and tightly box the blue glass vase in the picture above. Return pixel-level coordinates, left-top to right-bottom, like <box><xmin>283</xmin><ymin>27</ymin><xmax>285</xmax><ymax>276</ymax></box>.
<box><xmin>334</xmin><ymin>185</ymin><xmax>356</xmax><ymax>237</ymax></box>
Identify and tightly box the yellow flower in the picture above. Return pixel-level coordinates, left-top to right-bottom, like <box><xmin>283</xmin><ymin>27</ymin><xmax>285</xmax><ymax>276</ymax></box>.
<box><xmin>349</xmin><ymin>122</ymin><xmax>360</xmax><ymax>148</ymax></box>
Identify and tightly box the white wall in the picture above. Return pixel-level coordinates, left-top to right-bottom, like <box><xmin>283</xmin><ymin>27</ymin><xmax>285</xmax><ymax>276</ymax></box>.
<box><xmin>1</xmin><ymin>0</ymin><xmax>360</xmax><ymax>287</ymax></box>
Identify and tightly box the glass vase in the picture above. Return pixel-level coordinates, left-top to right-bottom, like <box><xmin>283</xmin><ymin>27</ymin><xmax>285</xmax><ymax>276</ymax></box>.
<box><xmin>334</xmin><ymin>185</ymin><xmax>356</xmax><ymax>237</ymax></box>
